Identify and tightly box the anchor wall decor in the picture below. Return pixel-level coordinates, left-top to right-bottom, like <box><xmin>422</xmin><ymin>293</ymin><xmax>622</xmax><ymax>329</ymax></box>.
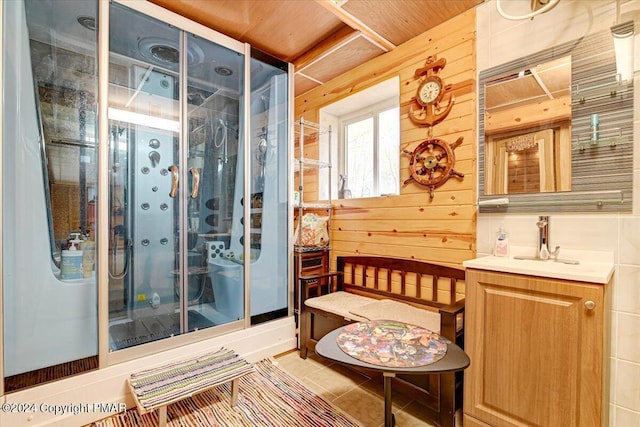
<box><xmin>409</xmin><ymin>56</ymin><xmax>455</xmax><ymax>127</ymax></box>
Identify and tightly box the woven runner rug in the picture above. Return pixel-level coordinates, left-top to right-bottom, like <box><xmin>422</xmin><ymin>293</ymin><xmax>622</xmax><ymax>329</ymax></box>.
<box><xmin>90</xmin><ymin>359</ymin><xmax>358</xmax><ymax>427</ymax></box>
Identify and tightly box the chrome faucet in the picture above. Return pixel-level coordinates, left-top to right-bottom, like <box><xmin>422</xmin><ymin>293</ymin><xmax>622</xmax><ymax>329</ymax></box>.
<box><xmin>537</xmin><ymin>216</ymin><xmax>559</xmax><ymax>260</ymax></box>
<box><xmin>515</xmin><ymin>216</ymin><xmax>578</xmax><ymax>264</ymax></box>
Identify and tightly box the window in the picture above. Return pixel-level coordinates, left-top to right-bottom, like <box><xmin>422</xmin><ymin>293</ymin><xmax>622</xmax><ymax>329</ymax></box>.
<box><xmin>320</xmin><ymin>77</ymin><xmax>400</xmax><ymax>199</ymax></box>
<box><xmin>343</xmin><ymin>104</ymin><xmax>399</xmax><ymax>198</ymax></box>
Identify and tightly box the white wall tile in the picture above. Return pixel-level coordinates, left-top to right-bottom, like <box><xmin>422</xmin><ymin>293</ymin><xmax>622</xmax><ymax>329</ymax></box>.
<box><xmin>619</xmin><ymin>216</ymin><xmax>640</xmax><ymax>265</ymax></box>
<box><xmin>477</xmin><ymin>0</ymin><xmax>615</xmax><ymax>72</ymax></box>
<box><xmin>611</xmin><ymin>356</ymin><xmax>618</xmax><ymax>404</ymax></box>
<box><xmin>615</xmin><ymin>405</ymin><xmax>640</xmax><ymax>427</ymax></box>
<box><xmin>615</xmin><ymin>360</ymin><xmax>640</xmax><ymax>411</ymax></box>
<box><xmin>610</xmin><ymin>403</ymin><xmax>617</xmax><ymax>427</ymax></box>
<box><xmin>476</xmin><ymin>214</ymin><xmax>494</xmax><ymax>255</ymax></box>
<box><xmin>617</xmin><ymin>313</ymin><xmax>640</xmax><ymax>363</ymax></box>
<box><xmin>546</xmin><ymin>214</ymin><xmax>618</xmax><ymax>254</ymax></box>
<box><xmin>634</xmin><ymin>170</ymin><xmax>640</xmax><ymax>215</ymax></box>
<box><xmin>611</xmin><ymin>310</ymin><xmax>618</xmax><ymax>358</ymax></box>
<box><xmin>614</xmin><ymin>265</ymin><xmax>640</xmax><ymax>314</ymax></box>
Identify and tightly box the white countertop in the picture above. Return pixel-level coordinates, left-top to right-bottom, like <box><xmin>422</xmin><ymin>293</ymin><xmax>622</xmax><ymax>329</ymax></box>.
<box><xmin>463</xmin><ymin>246</ymin><xmax>614</xmax><ymax>284</ymax></box>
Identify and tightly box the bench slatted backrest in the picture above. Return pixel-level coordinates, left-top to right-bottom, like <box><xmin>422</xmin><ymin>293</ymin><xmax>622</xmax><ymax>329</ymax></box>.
<box><xmin>336</xmin><ymin>256</ymin><xmax>465</xmax><ymax>308</ymax></box>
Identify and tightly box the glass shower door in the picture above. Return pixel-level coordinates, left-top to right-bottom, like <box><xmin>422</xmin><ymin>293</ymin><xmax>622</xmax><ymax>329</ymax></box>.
<box><xmin>185</xmin><ymin>33</ymin><xmax>245</xmax><ymax>328</ymax></box>
<box><xmin>107</xmin><ymin>3</ymin><xmax>246</xmax><ymax>351</ymax></box>
<box><xmin>107</xmin><ymin>4</ymin><xmax>183</xmax><ymax>350</ymax></box>
<box><xmin>247</xmin><ymin>52</ymin><xmax>290</xmax><ymax>324</ymax></box>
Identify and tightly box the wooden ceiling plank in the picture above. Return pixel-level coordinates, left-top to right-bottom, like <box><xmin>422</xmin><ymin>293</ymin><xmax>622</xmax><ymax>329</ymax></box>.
<box><xmin>314</xmin><ymin>0</ymin><xmax>396</xmax><ymax>52</ymax></box>
<box><xmin>302</xmin><ymin>36</ymin><xmax>384</xmax><ymax>83</ymax></box>
<box><xmin>294</xmin><ymin>26</ymin><xmax>361</xmax><ymax>72</ymax></box>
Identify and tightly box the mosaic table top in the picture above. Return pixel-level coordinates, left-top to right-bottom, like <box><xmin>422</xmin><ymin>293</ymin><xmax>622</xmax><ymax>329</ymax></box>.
<box><xmin>336</xmin><ymin>320</ymin><xmax>448</xmax><ymax>368</ymax></box>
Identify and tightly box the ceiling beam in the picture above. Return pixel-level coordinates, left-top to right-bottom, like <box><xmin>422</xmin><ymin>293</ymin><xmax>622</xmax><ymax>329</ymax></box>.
<box><xmin>314</xmin><ymin>0</ymin><xmax>396</xmax><ymax>52</ymax></box>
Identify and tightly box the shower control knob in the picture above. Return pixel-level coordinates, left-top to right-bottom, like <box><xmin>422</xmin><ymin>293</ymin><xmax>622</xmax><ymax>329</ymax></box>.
<box><xmin>149</xmin><ymin>138</ymin><xmax>160</xmax><ymax>149</ymax></box>
<box><xmin>149</xmin><ymin>151</ymin><xmax>161</xmax><ymax>167</ymax></box>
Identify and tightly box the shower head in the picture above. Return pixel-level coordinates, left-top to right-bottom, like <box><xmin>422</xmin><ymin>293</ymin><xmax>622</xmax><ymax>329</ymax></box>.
<box><xmin>214</xmin><ymin>66</ymin><xmax>233</xmax><ymax>76</ymax></box>
<box><xmin>138</xmin><ymin>37</ymin><xmax>204</xmax><ymax>66</ymax></box>
<box><xmin>76</xmin><ymin>16</ymin><xmax>96</xmax><ymax>31</ymax></box>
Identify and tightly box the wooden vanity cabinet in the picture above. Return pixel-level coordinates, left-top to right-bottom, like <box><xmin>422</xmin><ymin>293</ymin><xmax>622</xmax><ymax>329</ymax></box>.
<box><xmin>463</xmin><ymin>269</ymin><xmax>611</xmax><ymax>427</ymax></box>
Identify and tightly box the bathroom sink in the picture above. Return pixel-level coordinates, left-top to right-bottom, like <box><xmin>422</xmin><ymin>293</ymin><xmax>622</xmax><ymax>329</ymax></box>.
<box><xmin>512</xmin><ymin>255</ymin><xmax>579</xmax><ymax>265</ymax></box>
<box><xmin>463</xmin><ymin>246</ymin><xmax>614</xmax><ymax>284</ymax></box>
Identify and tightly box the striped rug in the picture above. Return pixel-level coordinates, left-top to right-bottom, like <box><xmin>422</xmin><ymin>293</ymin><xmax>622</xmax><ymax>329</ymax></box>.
<box><xmin>91</xmin><ymin>359</ymin><xmax>359</xmax><ymax>427</ymax></box>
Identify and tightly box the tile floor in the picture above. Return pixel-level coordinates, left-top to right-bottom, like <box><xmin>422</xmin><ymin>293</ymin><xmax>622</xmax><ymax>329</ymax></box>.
<box><xmin>274</xmin><ymin>350</ymin><xmax>440</xmax><ymax>427</ymax></box>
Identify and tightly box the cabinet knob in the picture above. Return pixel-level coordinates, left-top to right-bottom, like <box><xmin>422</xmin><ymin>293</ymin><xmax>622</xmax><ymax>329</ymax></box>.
<box><xmin>584</xmin><ymin>300</ymin><xmax>596</xmax><ymax>310</ymax></box>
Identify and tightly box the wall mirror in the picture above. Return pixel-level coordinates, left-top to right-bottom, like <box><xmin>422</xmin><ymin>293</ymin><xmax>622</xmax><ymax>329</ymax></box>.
<box><xmin>484</xmin><ymin>55</ymin><xmax>571</xmax><ymax>195</ymax></box>
<box><xmin>478</xmin><ymin>27</ymin><xmax>633</xmax><ymax>213</ymax></box>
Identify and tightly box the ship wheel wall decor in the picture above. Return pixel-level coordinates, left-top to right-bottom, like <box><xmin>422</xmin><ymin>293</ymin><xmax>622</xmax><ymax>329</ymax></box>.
<box><xmin>402</xmin><ymin>137</ymin><xmax>464</xmax><ymax>199</ymax></box>
<box><xmin>409</xmin><ymin>56</ymin><xmax>455</xmax><ymax>127</ymax></box>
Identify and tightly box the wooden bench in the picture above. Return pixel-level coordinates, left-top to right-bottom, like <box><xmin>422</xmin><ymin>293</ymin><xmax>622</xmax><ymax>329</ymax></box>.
<box><xmin>127</xmin><ymin>348</ymin><xmax>254</xmax><ymax>427</ymax></box>
<box><xmin>299</xmin><ymin>256</ymin><xmax>465</xmax><ymax>427</ymax></box>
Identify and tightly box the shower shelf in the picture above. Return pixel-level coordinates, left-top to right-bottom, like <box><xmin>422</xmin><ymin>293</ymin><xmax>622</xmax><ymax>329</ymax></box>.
<box><xmin>294</xmin><ymin>202</ymin><xmax>332</xmax><ymax>210</ymax></box>
<box><xmin>294</xmin><ymin>158</ymin><xmax>331</xmax><ymax>172</ymax></box>
<box><xmin>294</xmin><ymin>118</ymin><xmax>335</xmax><ymax>329</ymax></box>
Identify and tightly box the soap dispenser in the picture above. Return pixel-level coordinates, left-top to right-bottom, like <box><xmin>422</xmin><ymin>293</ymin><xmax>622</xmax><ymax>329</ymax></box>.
<box><xmin>494</xmin><ymin>225</ymin><xmax>509</xmax><ymax>257</ymax></box>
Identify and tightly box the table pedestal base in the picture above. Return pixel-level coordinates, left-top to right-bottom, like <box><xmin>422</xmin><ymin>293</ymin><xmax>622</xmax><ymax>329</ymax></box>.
<box><xmin>383</xmin><ymin>372</ymin><xmax>396</xmax><ymax>427</ymax></box>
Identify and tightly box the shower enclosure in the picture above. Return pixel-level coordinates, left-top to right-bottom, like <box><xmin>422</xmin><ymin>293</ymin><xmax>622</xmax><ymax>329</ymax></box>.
<box><xmin>2</xmin><ymin>0</ymin><xmax>290</xmax><ymax>390</ymax></box>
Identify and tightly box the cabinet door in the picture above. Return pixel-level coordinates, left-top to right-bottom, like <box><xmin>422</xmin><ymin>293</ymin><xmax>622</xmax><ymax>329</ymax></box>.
<box><xmin>464</xmin><ymin>269</ymin><xmax>604</xmax><ymax>427</ymax></box>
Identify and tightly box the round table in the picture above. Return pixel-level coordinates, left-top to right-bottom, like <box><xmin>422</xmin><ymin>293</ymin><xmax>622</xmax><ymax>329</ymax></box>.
<box><xmin>315</xmin><ymin>320</ymin><xmax>470</xmax><ymax>427</ymax></box>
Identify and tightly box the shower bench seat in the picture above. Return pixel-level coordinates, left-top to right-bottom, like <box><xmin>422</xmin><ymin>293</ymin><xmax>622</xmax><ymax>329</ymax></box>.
<box><xmin>127</xmin><ymin>348</ymin><xmax>253</xmax><ymax>427</ymax></box>
<box><xmin>299</xmin><ymin>255</ymin><xmax>466</xmax><ymax>427</ymax></box>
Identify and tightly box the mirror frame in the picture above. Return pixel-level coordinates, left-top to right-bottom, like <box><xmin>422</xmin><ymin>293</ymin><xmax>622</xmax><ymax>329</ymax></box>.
<box><xmin>478</xmin><ymin>26</ymin><xmax>634</xmax><ymax>213</ymax></box>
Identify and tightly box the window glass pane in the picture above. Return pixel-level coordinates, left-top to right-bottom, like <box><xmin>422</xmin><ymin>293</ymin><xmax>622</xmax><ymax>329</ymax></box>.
<box><xmin>346</xmin><ymin>117</ymin><xmax>374</xmax><ymax>198</ymax></box>
<box><xmin>378</xmin><ymin>107</ymin><xmax>400</xmax><ymax>195</ymax></box>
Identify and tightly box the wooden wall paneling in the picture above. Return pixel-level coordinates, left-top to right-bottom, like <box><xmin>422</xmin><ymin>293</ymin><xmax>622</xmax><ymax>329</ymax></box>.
<box><xmin>294</xmin><ymin>9</ymin><xmax>477</xmax><ymax>271</ymax></box>
<box><xmin>331</xmin><ymin>216</ymin><xmax>476</xmax><ymax>235</ymax></box>
<box><xmin>332</xmin><ymin>230</ymin><xmax>473</xmax><ymax>251</ymax></box>
<box><xmin>333</xmin><ymin>189</ymin><xmax>476</xmax><ymax>206</ymax></box>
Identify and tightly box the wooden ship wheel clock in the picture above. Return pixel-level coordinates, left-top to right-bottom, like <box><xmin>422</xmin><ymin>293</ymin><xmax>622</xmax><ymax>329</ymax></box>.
<box><xmin>404</xmin><ymin>55</ymin><xmax>464</xmax><ymax>199</ymax></box>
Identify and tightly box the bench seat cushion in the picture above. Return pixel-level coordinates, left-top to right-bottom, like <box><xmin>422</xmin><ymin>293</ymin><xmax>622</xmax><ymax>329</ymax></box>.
<box><xmin>304</xmin><ymin>291</ymin><xmax>372</xmax><ymax>321</ymax></box>
<box><xmin>349</xmin><ymin>299</ymin><xmax>441</xmax><ymax>333</ymax></box>
<box><xmin>305</xmin><ymin>292</ymin><xmax>441</xmax><ymax>334</ymax></box>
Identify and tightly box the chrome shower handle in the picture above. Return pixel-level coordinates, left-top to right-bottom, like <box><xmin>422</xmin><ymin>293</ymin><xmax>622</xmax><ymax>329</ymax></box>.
<box><xmin>190</xmin><ymin>167</ymin><xmax>200</xmax><ymax>198</ymax></box>
<box><xmin>169</xmin><ymin>165</ymin><xmax>179</xmax><ymax>198</ymax></box>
